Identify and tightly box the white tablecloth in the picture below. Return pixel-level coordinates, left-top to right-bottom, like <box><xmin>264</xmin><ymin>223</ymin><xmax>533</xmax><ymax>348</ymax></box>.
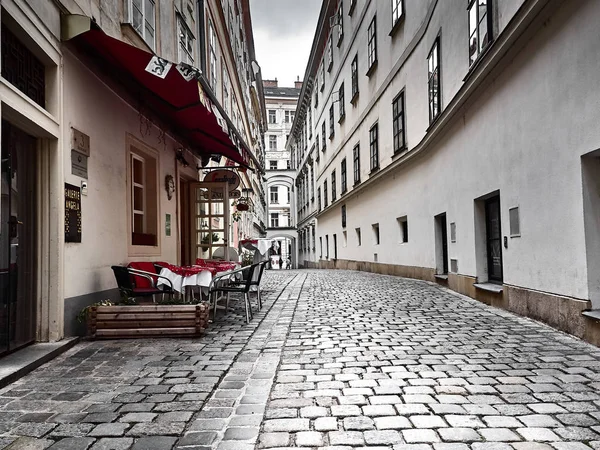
<box><xmin>157</xmin><ymin>266</ymin><xmax>242</xmax><ymax>294</ymax></box>
<box><xmin>240</xmin><ymin>238</ymin><xmax>272</xmax><ymax>255</ymax></box>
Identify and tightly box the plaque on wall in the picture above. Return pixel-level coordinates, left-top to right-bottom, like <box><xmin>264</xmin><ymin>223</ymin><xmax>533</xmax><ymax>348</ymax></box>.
<box><xmin>65</xmin><ymin>183</ymin><xmax>82</xmax><ymax>243</ymax></box>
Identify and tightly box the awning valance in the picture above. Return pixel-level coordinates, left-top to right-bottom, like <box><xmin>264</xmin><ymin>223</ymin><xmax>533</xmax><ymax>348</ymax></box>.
<box><xmin>62</xmin><ymin>15</ymin><xmax>251</xmax><ymax>168</ymax></box>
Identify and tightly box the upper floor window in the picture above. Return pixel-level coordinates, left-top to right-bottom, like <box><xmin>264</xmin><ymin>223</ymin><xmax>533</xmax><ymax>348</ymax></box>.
<box><xmin>353</xmin><ymin>144</ymin><xmax>361</xmax><ymax>184</ymax></box>
<box><xmin>349</xmin><ymin>0</ymin><xmax>357</xmax><ymax>15</ymax></box>
<box><xmin>128</xmin><ymin>0</ymin><xmax>156</xmax><ymax>50</ymax></box>
<box><xmin>320</xmin><ymin>63</ymin><xmax>325</xmax><ymax>91</ymax></box>
<box><xmin>270</xmin><ymin>186</ymin><xmax>279</xmax><ymax>203</ymax></box>
<box><xmin>428</xmin><ymin>37</ymin><xmax>441</xmax><ymax>123</ymax></box>
<box><xmin>322</xmin><ymin>123</ymin><xmax>327</xmax><ymax>150</ymax></box>
<box><xmin>391</xmin><ymin>0</ymin><xmax>404</xmax><ymax>32</ymax></box>
<box><xmin>317</xmin><ymin>187</ymin><xmax>322</xmax><ymax>211</ymax></box>
<box><xmin>367</xmin><ymin>16</ymin><xmax>377</xmax><ymax>74</ymax></box>
<box><xmin>178</xmin><ymin>16</ymin><xmax>194</xmax><ymax>65</ymax></box>
<box><xmin>270</xmin><ymin>213</ymin><xmax>279</xmax><ymax>227</ymax></box>
<box><xmin>369</xmin><ymin>123</ymin><xmax>379</xmax><ymax>172</ymax></box>
<box><xmin>327</xmin><ymin>36</ymin><xmax>333</xmax><ymax>72</ymax></box>
<box><xmin>314</xmin><ymin>89</ymin><xmax>319</xmax><ymax>109</ymax></box>
<box><xmin>392</xmin><ymin>91</ymin><xmax>406</xmax><ymax>153</ymax></box>
<box><xmin>351</xmin><ymin>55</ymin><xmax>359</xmax><ymax>102</ymax></box>
<box><xmin>337</xmin><ymin>2</ymin><xmax>344</xmax><ymax>45</ymax></box>
<box><xmin>331</xmin><ymin>170</ymin><xmax>337</xmax><ymax>202</ymax></box>
<box><xmin>469</xmin><ymin>0</ymin><xmax>493</xmax><ymax>66</ymax></box>
<box><xmin>268</xmin><ymin>110</ymin><xmax>276</xmax><ymax>124</ymax></box>
<box><xmin>285</xmin><ymin>110</ymin><xmax>295</xmax><ymax>123</ymax></box>
<box><xmin>269</xmin><ymin>160</ymin><xmax>278</xmax><ymax>171</ymax></box>
<box><xmin>324</xmin><ymin>180</ymin><xmax>328</xmax><ymax>207</ymax></box>
<box><xmin>338</xmin><ymin>82</ymin><xmax>345</xmax><ymax>121</ymax></box>
<box><xmin>269</xmin><ymin>135</ymin><xmax>277</xmax><ymax>150</ymax></box>
<box><xmin>341</xmin><ymin>158</ymin><xmax>347</xmax><ymax>194</ymax></box>
<box><xmin>341</xmin><ymin>204</ymin><xmax>347</xmax><ymax>228</ymax></box>
<box><xmin>329</xmin><ymin>105</ymin><xmax>335</xmax><ymax>139</ymax></box>
<box><xmin>208</xmin><ymin>20</ymin><xmax>218</xmax><ymax>91</ymax></box>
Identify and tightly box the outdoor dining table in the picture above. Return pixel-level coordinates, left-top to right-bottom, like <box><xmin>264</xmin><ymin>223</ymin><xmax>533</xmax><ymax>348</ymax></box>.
<box><xmin>156</xmin><ymin>262</ymin><xmax>239</xmax><ymax>301</ymax></box>
<box><xmin>239</xmin><ymin>238</ymin><xmax>272</xmax><ymax>263</ymax></box>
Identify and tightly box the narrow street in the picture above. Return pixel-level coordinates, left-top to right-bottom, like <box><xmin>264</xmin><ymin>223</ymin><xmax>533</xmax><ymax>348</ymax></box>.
<box><xmin>1</xmin><ymin>270</ymin><xmax>600</xmax><ymax>450</ymax></box>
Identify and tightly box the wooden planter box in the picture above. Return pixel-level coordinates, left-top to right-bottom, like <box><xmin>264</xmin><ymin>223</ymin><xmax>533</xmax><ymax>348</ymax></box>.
<box><xmin>87</xmin><ymin>304</ymin><xmax>209</xmax><ymax>339</ymax></box>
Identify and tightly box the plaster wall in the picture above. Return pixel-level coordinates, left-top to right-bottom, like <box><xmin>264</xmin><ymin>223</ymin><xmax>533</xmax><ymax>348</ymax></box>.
<box><xmin>62</xmin><ymin>50</ymin><xmax>182</xmax><ymax>300</ymax></box>
<box><xmin>316</xmin><ymin>0</ymin><xmax>600</xmax><ymax>301</ymax></box>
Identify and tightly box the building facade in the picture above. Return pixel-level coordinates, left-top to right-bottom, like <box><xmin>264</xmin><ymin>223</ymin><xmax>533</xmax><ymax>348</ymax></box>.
<box><xmin>263</xmin><ymin>78</ymin><xmax>300</xmax><ymax>268</ymax></box>
<box><xmin>0</xmin><ymin>0</ymin><xmax>266</xmax><ymax>352</ymax></box>
<box><xmin>288</xmin><ymin>0</ymin><xmax>600</xmax><ymax>344</ymax></box>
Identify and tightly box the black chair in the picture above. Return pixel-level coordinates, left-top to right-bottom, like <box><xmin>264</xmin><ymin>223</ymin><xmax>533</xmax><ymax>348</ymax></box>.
<box><xmin>208</xmin><ymin>263</ymin><xmax>259</xmax><ymax>323</ymax></box>
<box><xmin>111</xmin><ymin>266</ymin><xmax>174</xmax><ymax>303</ymax></box>
<box><xmin>231</xmin><ymin>260</ymin><xmax>268</xmax><ymax>310</ymax></box>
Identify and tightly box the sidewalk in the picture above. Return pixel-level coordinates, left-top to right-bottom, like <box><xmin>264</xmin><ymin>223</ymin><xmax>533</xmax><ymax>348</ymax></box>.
<box><xmin>0</xmin><ymin>270</ymin><xmax>599</xmax><ymax>449</ymax></box>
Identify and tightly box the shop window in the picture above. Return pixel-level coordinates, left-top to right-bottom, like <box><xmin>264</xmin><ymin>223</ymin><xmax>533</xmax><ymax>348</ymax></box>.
<box><xmin>129</xmin><ymin>144</ymin><xmax>159</xmax><ymax>249</ymax></box>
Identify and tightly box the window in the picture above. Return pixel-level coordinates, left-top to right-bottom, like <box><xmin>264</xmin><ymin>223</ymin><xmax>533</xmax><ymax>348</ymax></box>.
<box><xmin>349</xmin><ymin>0</ymin><xmax>356</xmax><ymax>15</ymax></box>
<box><xmin>222</xmin><ymin>68</ymin><xmax>230</xmax><ymax>115</ymax></box>
<box><xmin>128</xmin><ymin>0</ymin><xmax>156</xmax><ymax>49</ymax></box>
<box><xmin>129</xmin><ymin>145</ymin><xmax>158</xmax><ymax>248</ymax></box>
<box><xmin>356</xmin><ymin>227</ymin><xmax>362</xmax><ymax>246</ymax></box>
<box><xmin>341</xmin><ymin>158</ymin><xmax>347</xmax><ymax>194</ymax></box>
<box><xmin>450</xmin><ymin>221</ymin><xmax>456</xmax><ymax>243</ymax></box>
<box><xmin>270</xmin><ymin>213</ymin><xmax>279</xmax><ymax>228</ymax></box>
<box><xmin>326</xmin><ymin>235</ymin><xmax>329</xmax><ymax>259</ymax></box>
<box><xmin>270</xmin><ymin>186</ymin><xmax>279</xmax><ymax>203</ymax></box>
<box><xmin>369</xmin><ymin>123</ymin><xmax>379</xmax><ymax>172</ymax></box>
<box><xmin>285</xmin><ymin>110</ymin><xmax>295</xmax><ymax>123</ymax></box>
<box><xmin>343</xmin><ymin>230</ymin><xmax>347</xmax><ymax>247</ymax></box>
<box><xmin>398</xmin><ymin>216</ymin><xmax>408</xmax><ymax>243</ymax></box>
<box><xmin>287</xmin><ymin>187</ymin><xmax>291</xmax><ymax>204</ymax></box>
<box><xmin>320</xmin><ymin>62</ymin><xmax>325</xmax><ymax>91</ymax></box>
<box><xmin>351</xmin><ymin>55</ymin><xmax>359</xmax><ymax>102</ymax></box>
<box><xmin>320</xmin><ymin>236</ymin><xmax>323</xmax><ymax>258</ymax></box>
<box><xmin>341</xmin><ymin>205</ymin><xmax>346</xmax><ymax>228</ymax></box>
<box><xmin>178</xmin><ymin>16</ymin><xmax>194</xmax><ymax>64</ymax></box>
<box><xmin>392</xmin><ymin>91</ymin><xmax>406</xmax><ymax>153</ymax></box>
<box><xmin>372</xmin><ymin>223</ymin><xmax>380</xmax><ymax>245</ymax></box>
<box><xmin>314</xmin><ymin>90</ymin><xmax>319</xmax><ymax>109</ymax></box>
<box><xmin>327</xmin><ymin>36</ymin><xmax>333</xmax><ymax>71</ymax></box>
<box><xmin>391</xmin><ymin>0</ymin><xmax>404</xmax><ymax>32</ymax></box>
<box><xmin>329</xmin><ymin>105</ymin><xmax>335</xmax><ymax>138</ymax></box>
<box><xmin>428</xmin><ymin>37</ymin><xmax>441</xmax><ymax>123</ymax></box>
<box><xmin>209</xmin><ymin>20</ymin><xmax>218</xmax><ymax>91</ymax></box>
<box><xmin>367</xmin><ymin>16</ymin><xmax>377</xmax><ymax>74</ymax></box>
<box><xmin>269</xmin><ymin>160</ymin><xmax>278</xmax><ymax>170</ymax></box>
<box><xmin>322</xmin><ymin>123</ymin><xmax>327</xmax><ymax>150</ymax></box>
<box><xmin>317</xmin><ymin>187</ymin><xmax>321</xmax><ymax>211</ymax></box>
<box><xmin>316</xmin><ymin>134</ymin><xmax>320</xmax><ymax>159</ymax></box>
<box><xmin>337</xmin><ymin>2</ymin><xmax>344</xmax><ymax>45</ymax></box>
<box><xmin>338</xmin><ymin>82</ymin><xmax>345</xmax><ymax>121</ymax></box>
<box><xmin>353</xmin><ymin>144</ymin><xmax>361</xmax><ymax>184</ymax></box>
<box><xmin>324</xmin><ymin>180</ymin><xmax>328</xmax><ymax>207</ymax></box>
<box><xmin>509</xmin><ymin>207</ymin><xmax>520</xmax><ymax>237</ymax></box>
<box><xmin>331</xmin><ymin>170</ymin><xmax>337</xmax><ymax>202</ymax></box>
<box><xmin>287</xmin><ymin>160</ymin><xmax>291</xmax><ymax>170</ymax></box>
<box><xmin>333</xmin><ymin>234</ymin><xmax>337</xmax><ymax>259</ymax></box>
<box><xmin>469</xmin><ymin>0</ymin><xmax>493</xmax><ymax>66</ymax></box>
<box><xmin>485</xmin><ymin>195</ymin><xmax>503</xmax><ymax>282</ymax></box>
<box><xmin>268</xmin><ymin>110</ymin><xmax>277</xmax><ymax>123</ymax></box>
<box><xmin>312</xmin><ymin>227</ymin><xmax>316</xmax><ymax>250</ymax></box>
<box><xmin>269</xmin><ymin>135</ymin><xmax>277</xmax><ymax>150</ymax></box>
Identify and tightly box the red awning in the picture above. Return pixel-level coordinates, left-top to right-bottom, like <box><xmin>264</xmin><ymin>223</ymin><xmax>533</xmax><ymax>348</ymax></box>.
<box><xmin>69</xmin><ymin>29</ymin><xmax>249</xmax><ymax>167</ymax></box>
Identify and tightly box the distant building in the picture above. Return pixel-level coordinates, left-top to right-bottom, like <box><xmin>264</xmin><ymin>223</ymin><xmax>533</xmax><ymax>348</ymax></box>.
<box><xmin>288</xmin><ymin>0</ymin><xmax>600</xmax><ymax>344</ymax></box>
<box><xmin>263</xmin><ymin>78</ymin><xmax>301</xmax><ymax>268</ymax></box>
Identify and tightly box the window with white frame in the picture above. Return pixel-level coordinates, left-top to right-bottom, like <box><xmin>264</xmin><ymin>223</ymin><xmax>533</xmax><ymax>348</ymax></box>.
<box><xmin>270</xmin><ymin>213</ymin><xmax>279</xmax><ymax>227</ymax></box>
<box><xmin>270</xmin><ymin>186</ymin><xmax>279</xmax><ymax>203</ymax></box>
<box><xmin>269</xmin><ymin>160</ymin><xmax>278</xmax><ymax>170</ymax></box>
<box><xmin>129</xmin><ymin>145</ymin><xmax>158</xmax><ymax>247</ymax></box>
<box><xmin>369</xmin><ymin>123</ymin><xmax>379</xmax><ymax>172</ymax></box>
<box><xmin>268</xmin><ymin>110</ymin><xmax>276</xmax><ymax>123</ymax></box>
<box><xmin>351</xmin><ymin>54</ymin><xmax>359</xmax><ymax>101</ymax></box>
<box><xmin>327</xmin><ymin>36</ymin><xmax>333</xmax><ymax>71</ymax></box>
<box><xmin>320</xmin><ymin>62</ymin><xmax>325</xmax><ymax>91</ymax></box>
<box><xmin>269</xmin><ymin>135</ymin><xmax>277</xmax><ymax>150</ymax></box>
<box><xmin>324</xmin><ymin>180</ymin><xmax>328</xmax><ymax>207</ymax></box>
<box><xmin>337</xmin><ymin>2</ymin><xmax>344</xmax><ymax>45</ymax></box>
<box><xmin>129</xmin><ymin>0</ymin><xmax>156</xmax><ymax>49</ymax></box>
<box><xmin>222</xmin><ymin>67</ymin><xmax>230</xmax><ymax>115</ymax></box>
<box><xmin>178</xmin><ymin>16</ymin><xmax>194</xmax><ymax>65</ymax></box>
<box><xmin>341</xmin><ymin>158</ymin><xmax>347</xmax><ymax>193</ymax></box>
<box><xmin>338</xmin><ymin>82</ymin><xmax>345</xmax><ymax>120</ymax></box>
<box><xmin>331</xmin><ymin>170</ymin><xmax>336</xmax><ymax>202</ymax></box>
<box><xmin>329</xmin><ymin>105</ymin><xmax>335</xmax><ymax>138</ymax></box>
<box><xmin>353</xmin><ymin>143</ymin><xmax>360</xmax><ymax>184</ymax></box>
<box><xmin>209</xmin><ymin>19</ymin><xmax>218</xmax><ymax>91</ymax></box>
<box><xmin>428</xmin><ymin>37</ymin><xmax>441</xmax><ymax>123</ymax></box>
<box><xmin>367</xmin><ymin>15</ymin><xmax>377</xmax><ymax>73</ymax></box>
<box><xmin>285</xmin><ymin>110</ymin><xmax>295</xmax><ymax>123</ymax></box>
<box><xmin>392</xmin><ymin>90</ymin><xmax>406</xmax><ymax>153</ymax></box>
<box><xmin>469</xmin><ymin>0</ymin><xmax>493</xmax><ymax>66</ymax></box>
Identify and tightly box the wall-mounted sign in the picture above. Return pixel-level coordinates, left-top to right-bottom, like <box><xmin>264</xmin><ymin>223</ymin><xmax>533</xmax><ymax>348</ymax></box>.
<box><xmin>71</xmin><ymin>150</ymin><xmax>88</xmax><ymax>179</ymax></box>
<box><xmin>65</xmin><ymin>183</ymin><xmax>82</xmax><ymax>243</ymax></box>
<box><xmin>200</xmin><ymin>190</ymin><xmax>241</xmax><ymax>200</ymax></box>
<box><xmin>72</xmin><ymin>128</ymin><xmax>90</xmax><ymax>156</ymax></box>
<box><xmin>203</xmin><ymin>169</ymin><xmax>240</xmax><ymax>191</ymax></box>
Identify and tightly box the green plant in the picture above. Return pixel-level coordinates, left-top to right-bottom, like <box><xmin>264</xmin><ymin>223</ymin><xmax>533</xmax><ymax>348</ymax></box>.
<box><xmin>241</xmin><ymin>249</ymin><xmax>254</xmax><ymax>266</ymax></box>
<box><xmin>77</xmin><ymin>299</ymin><xmax>114</xmax><ymax>324</ymax></box>
<box><xmin>201</xmin><ymin>232</ymin><xmax>220</xmax><ymax>251</ymax></box>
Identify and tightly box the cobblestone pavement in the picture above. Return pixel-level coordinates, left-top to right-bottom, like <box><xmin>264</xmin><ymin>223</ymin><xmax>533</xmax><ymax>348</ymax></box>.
<box><xmin>1</xmin><ymin>270</ymin><xmax>600</xmax><ymax>450</ymax></box>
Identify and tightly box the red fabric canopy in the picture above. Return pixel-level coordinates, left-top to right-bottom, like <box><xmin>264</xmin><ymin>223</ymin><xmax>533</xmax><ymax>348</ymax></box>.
<box><xmin>72</xmin><ymin>29</ymin><xmax>249</xmax><ymax>166</ymax></box>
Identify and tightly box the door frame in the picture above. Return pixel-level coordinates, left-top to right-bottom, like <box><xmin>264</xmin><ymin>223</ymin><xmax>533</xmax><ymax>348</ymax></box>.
<box><xmin>485</xmin><ymin>195</ymin><xmax>503</xmax><ymax>283</ymax></box>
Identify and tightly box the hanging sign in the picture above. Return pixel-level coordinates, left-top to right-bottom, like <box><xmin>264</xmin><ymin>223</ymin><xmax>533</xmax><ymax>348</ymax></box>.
<box><xmin>65</xmin><ymin>183</ymin><xmax>82</xmax><ymax>243</ymax></box>
<box><xmin>176</xmin><ymin>63</ymin><xmax>201</xmax><ymax>82</ymax></box>
<box><xmin>203</xmin><ymin>169</ymin><xmax>240</xmax><ymax>191</ymax></box>
<box><xmin>145</xmin><ymin>56</ymin><xmax>172</xmax><ymax>79</ymax></box>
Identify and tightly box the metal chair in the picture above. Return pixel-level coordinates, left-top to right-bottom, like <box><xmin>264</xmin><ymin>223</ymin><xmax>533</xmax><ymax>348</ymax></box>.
<box><xmin>111</xmin><ymin>266</ymin><xmax>174</xmax><ymax>303</ymax></box>
<box><xmin>208</xmin><ymin>263</ymin><xmax>259</xmax><ymax>323</ymax></box>
<box><xmin>228</xmin><ymin>260</ymin><xmax>268</xmax><ymax>310</ymax></box>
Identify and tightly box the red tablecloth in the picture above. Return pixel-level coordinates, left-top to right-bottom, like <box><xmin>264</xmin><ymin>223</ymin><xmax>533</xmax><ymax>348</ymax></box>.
<box><xmin>195</xmin><ymin>259</ymin><xmax>237</xmax><ymax>272</ymax></box>
<box><xmin>164</xmin><ymin>263</ymin><xmax>218</xmax><ymax>277</ymax></box>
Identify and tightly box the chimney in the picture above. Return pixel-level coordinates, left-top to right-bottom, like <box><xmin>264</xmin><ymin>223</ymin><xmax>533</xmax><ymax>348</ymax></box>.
<box><xmin>294</xmin><ymin>76</ymin><xmax>303</xmax><ymax>89</ymax></box>
<box><xmin>263</xmin><ymin>78</ymin><xmax>278</xmax><ymax>88</ymax></box>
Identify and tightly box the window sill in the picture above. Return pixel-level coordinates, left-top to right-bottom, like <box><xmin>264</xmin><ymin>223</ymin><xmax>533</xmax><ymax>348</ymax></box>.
<box><xmin>353</xmin><ymin>181</ymin><xmax>361</xmax><ymax>187</ymax></box>
<box><xmin>391</xmin><ymin>147</ymin><xmax>407</xmax><ymax>159</ymax></box>
<box><xmin>426</xmin><ymin>113</ymin><xmax>442</xmax><ymax>133</ymax></box>
<box><xmin>327</xmin><ymin>62</ymin><xmax>333</xmax><ymax>72</ymax></box>
<box><xmin>474</xmin><ymin>282</ymin><xmax>504</xmax><ymax>294</ymax></box>
<box><xmin>463</xmin><ymin>42</ymin><xmax>494</xmax><ymax>83</ymax></box>
<box><xmin>348</xmin><ymin>1</ymin><xmax>356</xmax><ymax>16</ymax></box>
<box><xmin>350</xmin><ymin>92</ymin><xmax>359</xmax><ymax>105</ymax></box>
<box><xmin>434</xmin><ymin>274</ymin><xmax>448</xmax><ymax>281</ymax></box>
<box><xmin>329</xmin><ymin>133</ymin><xmax>335</xmax><ymax>140</ymax></box>
<box><xmin>389</xmin><ymin>15</ymin><xmax>405</xmax><ymax>37</ymax></box>
<box><xmin>369</xmin><ymin>167</ymin><xmax>380</xmax><ymax>176</ymax></box>
<box><xmin>582</xmin><ymin>310</ymin><xmax>600</xmax><ymax>321</ymax></box>
<box><xmin>366</xmin><ymin>60</ymin><xmax>378</xmax><ymax>77</ymax></box>
<box><xmin>338</xmin><ymin>114</ymin><xmax>346</xmax><ymax>124</ymax></box>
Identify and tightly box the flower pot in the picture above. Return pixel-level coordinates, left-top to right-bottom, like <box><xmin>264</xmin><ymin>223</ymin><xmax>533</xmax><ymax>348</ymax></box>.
<box><xmin>236</xmin><ymin>203</ymin><xmax>249</xmax><ymax>211</ymax></box>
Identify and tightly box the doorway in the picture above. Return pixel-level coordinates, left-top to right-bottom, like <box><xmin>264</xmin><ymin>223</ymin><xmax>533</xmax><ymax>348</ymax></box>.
<box><xmin>485</xmin><ymin>195</ymin><xmax>503</xmax><ymax>282</ymax></box>
<box><xmin>435</xmin><ymin>213</ymin><xmax>448</xmax><ymax>275</ymax></box>
<box><xmin>189</xmin><ymin>182</ymin><xmax>230</xmax><ymax>261</ymax></box>
<box><xmin>0</xmin><ymin>120</ymin><xmax>37</xmax><ymax>355</ymax></box>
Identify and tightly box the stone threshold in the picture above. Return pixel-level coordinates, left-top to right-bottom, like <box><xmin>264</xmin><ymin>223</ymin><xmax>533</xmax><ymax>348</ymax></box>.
<box><xmin>0</xmin><ymin>337</ymin><xmax>79</xmax><ymax>389</ymax></box>
<box><xmin>473</xmin><ymin>282</ymin><xmax>504</xmax><ymax>294</ymax></box>
<box><xmin>582</xmin><ymin>309</ymin><xmax>600</xmax><ymax>321</ymax></box>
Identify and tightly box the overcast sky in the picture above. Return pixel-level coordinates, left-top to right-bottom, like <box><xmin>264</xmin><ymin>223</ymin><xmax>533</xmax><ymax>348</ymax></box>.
<box><xmin>250</xmin><ymin>0</ymin><xmax>322</xmax><ymax>88</ymax></box>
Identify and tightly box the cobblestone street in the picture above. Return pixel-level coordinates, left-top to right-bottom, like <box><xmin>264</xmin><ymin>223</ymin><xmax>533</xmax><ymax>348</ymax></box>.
<box><xmin>1</xmin><ymin>270</ymin><xmax>600</xmax><ymax>450</ymax></box>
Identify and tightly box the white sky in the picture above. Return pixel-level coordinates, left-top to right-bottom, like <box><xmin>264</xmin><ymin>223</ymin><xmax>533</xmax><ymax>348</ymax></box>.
<box><xmin>250</xmin><ymin>0</ymin><xmax>322</xmax><ymax>88</ymax></box>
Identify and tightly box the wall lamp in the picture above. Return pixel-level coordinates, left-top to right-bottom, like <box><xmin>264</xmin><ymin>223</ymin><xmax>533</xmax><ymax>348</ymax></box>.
<box><xmin>175</xmin><ymin>148</ymin><xmax>189</xmax><ymax>167</ymax></box>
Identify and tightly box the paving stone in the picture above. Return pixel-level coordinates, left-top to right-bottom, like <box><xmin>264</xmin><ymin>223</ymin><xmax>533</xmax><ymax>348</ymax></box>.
<box><xmin>223</xmin><ymin>427</ymin><xmax>259</xmax><ymax>440</ymax></box>
<box><xmin>257</xmin><ymin>432</ymin><xmax>290</xmax><ymax>448</ymax></box>
<box><xmin>263</xmin><ymin>418</ymin><xmax>310</xmax><ymax>432</ymax></box>
<box><xmin>88</xmin><ymin>423</ymin><xmax>129</xmax><ymax>437</ymax></box>
<box><xmin>364</xmin><ymin>429</ymin><xmax>403</xmax><ymax>445</ymax></box>
<box><xmin>295</xmin><ymin>431</ymin><xmax>324</xmax><ymax>446</ymax></box>
<box><xmin>403</xmin><ymin>429</ymin><xmax>440</xmax><ymax>443</ymax></box>
<box><xmin>479</xmin><ymin>428</ymin><xmax>522</xmax><ymax>442</ymax></box>
<box><xmin>90</xmin><ymin>437</ymin><xmax>134</xmax><ymax>450</ymax></box>
<box><xmin>328</xmin><ymin>431</ymin><xmax>365</xmax><ymax>446</ymax></box>
<box><xmin>48</xmin><ymin>437</ymin><xmax>96</xmax><ymax>449</ymax></box>
<box><xmin>437</xmin><ymin>428</ymin><xmax>483</xmax><ymax>442</ymax></box>
<box><xmin>315</xmin><ymin>417</ymin><xmax>338</xmax><ymax>431</ymax></box>
<box><xmin>410</xmin><ymin>415</ymin><xmax>447</xmax><ymax>428</ymax></box>
<box><xmin>516</xmin><ymin>428</ymin><xmax>561</xmax><ymax>442</ymax></box>
<box><xmin>130</xmin><ymin>436</ymin><xmax>177</xmax><ymax>450</ymax></box>
<box><xmin>343</xmin><ymin>416</ymin><xmax>375</xmax><ymax>430</ymax></box>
